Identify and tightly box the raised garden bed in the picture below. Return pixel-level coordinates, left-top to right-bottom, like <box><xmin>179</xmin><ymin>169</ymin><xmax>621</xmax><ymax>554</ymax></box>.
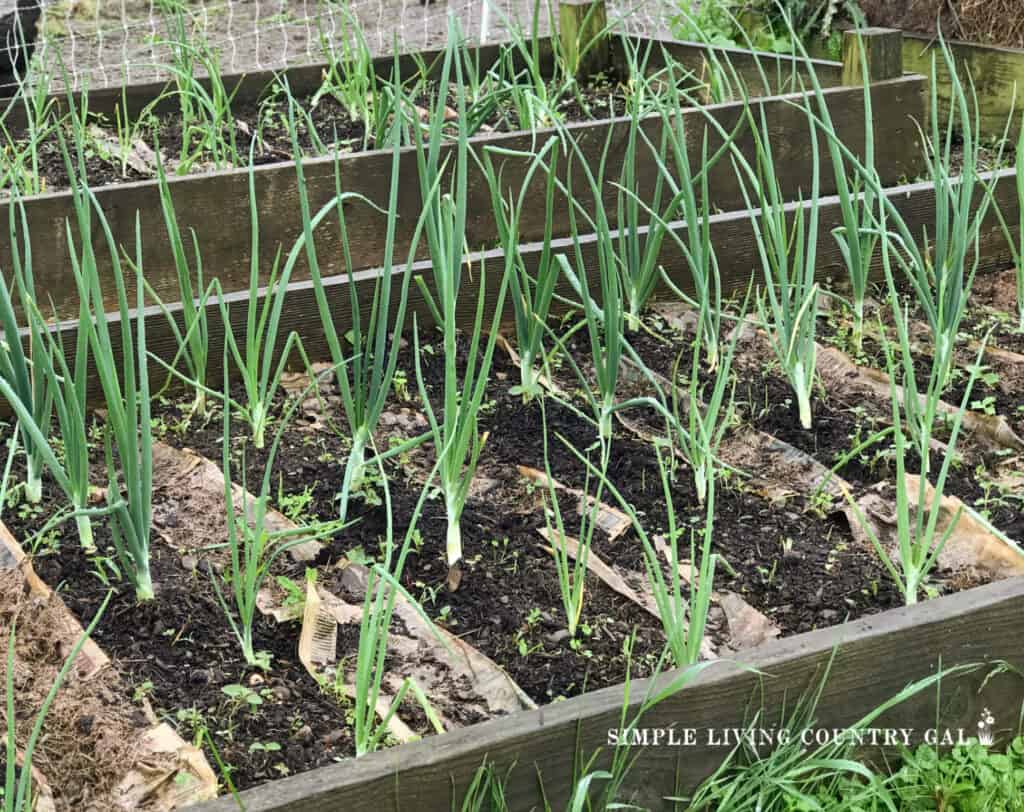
<box><xmin>2</xmin><ymin>14</ymin><xmax>1024</xmax><ymax>812</ymax></box>
<box><xmin>0</xmin><ymin>28</ymin><xmax>925</xmax><ymax>326</ymax></box>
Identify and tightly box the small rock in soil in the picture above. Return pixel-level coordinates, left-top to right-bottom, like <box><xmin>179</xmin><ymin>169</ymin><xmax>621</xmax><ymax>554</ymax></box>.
<box><xmin>340</xmin><ymin>565</ymin><xmax>368</xmax><ymax>595</ymax></box>
<box><xmin>189</xmin><ymin>669</ymin><xmax>212</xmax><ymax>685</ymax></box>
<box><xmin>547</xmin><ymin>630</ymin><xmax>571</xmax><ymax>644</ymax></box>
<box><xmin>181</xmin><ymin>554</ymin><xmax>199</xmax><ymax>571</ymax></box>
<box><xmin>294</xmin><ymin>724</ymin><xmax>313</xmax><ymax>742</ymax></box>
<box><xmin>272</xmin><ymin>686</ymin><xmax>291</xmax><ymax>703</ymax></box>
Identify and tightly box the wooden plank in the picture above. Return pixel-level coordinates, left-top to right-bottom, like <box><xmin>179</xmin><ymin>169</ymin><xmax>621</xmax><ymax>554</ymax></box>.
<box><xmin>15</xmin><ymin>166</ymin><xmax>1017</xmax><ymax>418</ymax></box>
<box><xmin>620</xmin><ymin>34</ymin><xmax>846</xmax><ymax>94</ymax></box>
<box><xmin>901</xmin><ymin>31</ymin><xmax>1024</xmax><ymax>140</ymax></box>
<box><xmin>842</xmin><ymin>27</ymin><xmax>904</xmax><ymax>85</ymax></box>
<box><xmin>1</xmin><ymin>75</ymin><xmax>927</xmax><ymax>324</ymax></box>
<box><xmin>0</xmin><ymin>31</ymin><xmax>848</xmax><ymax>128</ymax></box>
<box><xmin>0</xmin><ymin>39</ymin><xmax>556</xmax><ymax>127</ymax></box>
<box><xmin>559</xmin><ymin>0</ymin><xmax>611</xmax><ymax>79</ymax></box>
<box><xmin>196</xmin><ymin>576</ymin><xmax>1024</xmax><ymax>811</ymax></box>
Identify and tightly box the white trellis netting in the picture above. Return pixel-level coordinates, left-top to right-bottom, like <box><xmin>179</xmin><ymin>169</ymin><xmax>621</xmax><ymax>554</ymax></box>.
<box><xmin>17</xmin><ymin>0</ymin><xmax>676</xmax><ymax>94</ymax></box>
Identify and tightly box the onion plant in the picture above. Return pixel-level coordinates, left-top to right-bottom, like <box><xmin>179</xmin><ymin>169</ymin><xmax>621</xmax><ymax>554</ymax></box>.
<box><xmin>1</xmin><ymin>55</ymin><xmax>57</xmax><ymax>198</ymax></box>
<box><xmin>0</xmin><ymin>192</ymin><xmax>108</xmax><ymax>550</ymax></box>
<box><xmin>801</xmin><ymin>38</ymin><xmax>1002</xmax><ymax>389</ymax></box>
<box><xmin>554</xmin><ymin>136</ymin><xmax>671</xmax><ymax>456</ymax></box>
<box><xmin>152</xmin><ymin>148</ymin><xmax>326</xmax><ymax>448</ymax></box>
<box><xmin>351</xmin><ymin>439</ymin><xmax>447</xmax><ymax>755</ymax></box>
<box><xmin>669</xmin><ymin>296</ymin><xmax>746</xmax><ymax>505</ymax></box>
<box><xmin>158</xmin><ymin>0</ymin><xmax>241</xmax><ymax>171</ymax></box>
<box><xmin>539</xmin><ymin>402</ymin><xmax>604</xmax><ymax>639</ymax></box>
<box><xmin>216</xmin><ymin>149</ymin><xmax>312</xmax><ymax>449</ymax></box>
<box><xmin>59</xmin><ymin>100</ymin><xmax>156</xmax><ymax>596</ymax></box>
<box><xmin>145</xmin><ymin>152</ymin><xmax>215</xmax><ymax>418</ymax></box>
<box><xmin>801</xmin><ymin>33</ymin><xmax>879</xmax><ymax>356</ymax></box>
<box><xmin>22</xmin><ymin>225</ymin><xmax>97</xmax><ymax>550</ymax></box>
<box><xmin>735</xmin><ymin>104</ymin><xmax>822</xmax><ymax>429</ymax></box>
<box><xmin>645</xmin><ymin>64</ymin><xmax>741</xmax><ymax>370</ymax></box>
<box><xmin>75</xmin><ymin>204</ymin><xmax>156</xmax><ymax>601</ymax></box>
<box><xmin>872</xmin><ymin>48</ymin><xmax>995</xmax><ymax>390</ymax></box>
<box><xmin>311</xmin><ymin>6</ymin><xmax>392</xmax><ymax>148</ymax></box>
<box><xmin>565</xmin><ymin>438</ymin><xmax>719</xmax><ymax>669</ymax></box>
<box><xmin>847</xmin><ymin>325</ymin><xmax>984</xmax><ymax>607</ymax></box>
<box><xmin>412</xmin><ymin>26</ymin><xmax>509</xmax><ymax>577</ymax></box>
<box><xmin>288</xmin><ymin>74</ymin><xmax>418</xmax><ymax>523</ymax></box>
<box><xmin>874</xmin><ymin>200</ymin><xmax>968</xmax><ymax>479</ymax></box>
<box><xmin>481</xmin><ymin>135</ymin><xmax>561</xmax><ymax>401</ymax></box>
<box><xmin>615</xmin><ymin>90</ymin><xmax>679</xmax><ymax>332</ymax></box>
<box><xmin>5</xmin><ymin>592</ymin><xmax>112</xmax><ymax>812</ymax></box>
<box><xmin>485</xmin><ymin>0</ymin><xmax>564</xmax><ymax>128</ymax></box>
<box><xmin>847</xmin><ymin>206</ymin><xmax>986</xmax><ymax>605</ymax></box>
<box><xmin>0</xmin><ymin>200</ymin><xmax>51</xmax><ymax>504</ymax></box>
<box><xmin>608</xmin><ymin>52</ymin><xmax>740</xmax><ymax>336</ymax></box>
<box><xmin>214</xmin><ymin>364</ymin><xmax>343</xmax><ymax>670</ymax></box>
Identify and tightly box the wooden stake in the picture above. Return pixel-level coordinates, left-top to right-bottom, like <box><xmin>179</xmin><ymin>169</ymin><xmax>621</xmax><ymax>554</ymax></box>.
<box><xmin>842</xmin><ymin>27</ymin><xmax>904</xmax><ymax>87</ymax></box>
<box><xmin>559</xmin><ymin>0</ymin><xmax>610</xmax><ymax>80</ymax></box>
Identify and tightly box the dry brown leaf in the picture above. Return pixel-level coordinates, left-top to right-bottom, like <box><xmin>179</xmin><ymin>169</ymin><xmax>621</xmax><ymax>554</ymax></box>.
<box><xmin>818</xmin><ymin>346</ymin><xmax>1024</xmax><ymax>453</ymax></box>
<box><xmin>847</xmin><ymin>474</ymin><xmax>1024</xmax><ymax>579</ymax></box>
<box><xmin>518</xmin><ymin>465</ymin><xmax>632</xmax><ymax>540</ymax></box>
<box><xmin>536</xmin><ymin>527</ymin><xmax>659</xmax><ymax>619</ymax></box>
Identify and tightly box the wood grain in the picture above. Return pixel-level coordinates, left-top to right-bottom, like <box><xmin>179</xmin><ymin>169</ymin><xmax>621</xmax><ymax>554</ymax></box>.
<box><xmin>1</xmin><ymin>75</ymin><xmax>927</xmax><ymax>324</ymax></box>
<box><xmin>900</xmin><ymin>31</ymin><xmax>1024</xmax><ymax>140</ymax></box>
<box><xmin>842</xmin><ymin>27</ymin><xmax>904</xmax><ymax>85</ymax></box>
<box><xmin>196</xmin><ymin>576</ymin><xmax>1024</xmax><ymax>811</ymax></box>
<box><xmin>622</xmin><ymin>34</ymin><xmax>845</xmax><ymax>96</ymax></box>
<box><xmin>13</xmin><ymin>166</ymin><xmax>1017</xmax><ymax>417</ymax></box>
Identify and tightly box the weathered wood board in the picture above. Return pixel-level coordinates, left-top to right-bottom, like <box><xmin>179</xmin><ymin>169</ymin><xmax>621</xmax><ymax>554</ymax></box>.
<box><xmin>900</xmin><ymin>32</ymin><xmax>1024</xmax><ymax>141</ymax></box>
<box><xmin>197</xmin><ymin>576</ymin><xmax>1024</xmax><ymax>811</ymax></box>
<box><xmin>13</xmin><ymin>166</ymin><xmax>1015</xmax><ymax>417</ymax></box>
<box><xmin>2</xmin><ymin>75</ymin><xmax>926</xmax><ymax>324</ymax></box>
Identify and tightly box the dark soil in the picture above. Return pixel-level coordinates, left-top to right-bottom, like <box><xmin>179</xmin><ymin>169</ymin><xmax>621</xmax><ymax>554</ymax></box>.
<box><xmin>149</xmin><ymin>346</ymin><xmax>675</xmax><ymax>706</ymax></box>
<box><xmin>511</xmin><ymin>326</ymin><xmax>907</xmax><ymax>635</ymax></box>
<box><xmin>3</xmin><ymin>468</ymin><xmax>362</xmax><ymax>792</ymax></box>
<box><xmin>4</xmin><ymin>295</ymin><xmax>1016</xmax><ymax>797</ymax></box>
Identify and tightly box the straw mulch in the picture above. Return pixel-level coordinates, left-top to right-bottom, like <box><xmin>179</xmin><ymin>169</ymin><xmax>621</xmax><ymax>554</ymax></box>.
<box><xmin>860</xmin><ymin>0</ymin><xmax>1024</xmax><ymax>49</ymax></box>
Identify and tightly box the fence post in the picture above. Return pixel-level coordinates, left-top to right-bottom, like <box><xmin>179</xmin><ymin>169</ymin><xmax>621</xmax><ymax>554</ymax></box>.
<box><xmin>841</xmin><ymin>27</ymin><xmax>904</xmax><ymax>86</ymax></box>
<box><xmin>559</xmin><ymin>0</ymin><xmax>610</xmax><ymax>80</ymax></box>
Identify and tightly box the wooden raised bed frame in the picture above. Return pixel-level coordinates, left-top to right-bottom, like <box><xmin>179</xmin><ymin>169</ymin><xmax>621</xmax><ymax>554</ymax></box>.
<box><xmin>200</xmin><ymin>576</ymin><xmax>1024</xmax><ymax>811</ymax></box>
<box><xmin>5</xmin><ymin>23</ymin><xmax>1023</xmax><ymax>811</ymax></box>
<box><xmin>2</xmin><ymin>34</ymin><xmax>926</xmax><ymax>327</ymax></box>
<box><xmin>20</xmin><ymin>165</ymin><xmax>1018</xmax><ymax>414</ymax></box>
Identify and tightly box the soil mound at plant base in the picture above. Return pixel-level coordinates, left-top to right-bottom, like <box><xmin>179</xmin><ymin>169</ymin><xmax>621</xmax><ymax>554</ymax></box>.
<box><xmin>861</xmin><ymin>0</ymin><xmax>1024</xmax><ymax>49</ymax></box>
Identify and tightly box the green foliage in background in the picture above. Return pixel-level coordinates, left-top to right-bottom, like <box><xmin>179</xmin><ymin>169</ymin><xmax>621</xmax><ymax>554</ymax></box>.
<box><xmin>671</xmin><ymin>0</ymin><xmax>864</xmax><ymax>57</ymax></box>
